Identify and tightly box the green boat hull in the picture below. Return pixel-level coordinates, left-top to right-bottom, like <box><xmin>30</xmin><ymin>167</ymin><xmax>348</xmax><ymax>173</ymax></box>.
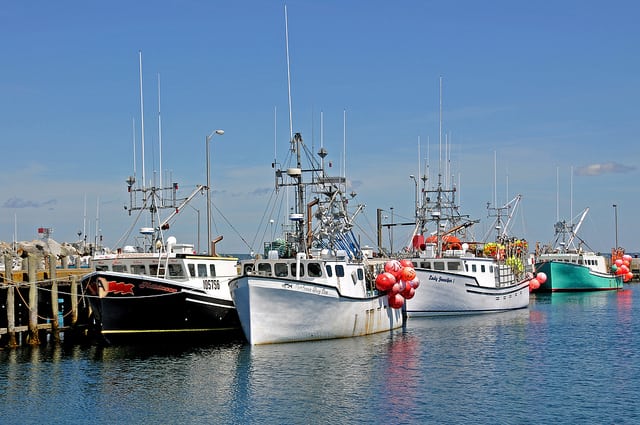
<box><xmin>535</xmin><ymin>261</ymin><xmax>623</xmax><ymax>292</ymax></box>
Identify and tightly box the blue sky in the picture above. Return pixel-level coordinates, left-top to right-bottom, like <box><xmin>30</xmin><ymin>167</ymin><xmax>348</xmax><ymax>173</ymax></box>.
<box><xmin>1</xmin><ymin>1</ymin><xmax>638</xmax><ymax>255</ymax></box>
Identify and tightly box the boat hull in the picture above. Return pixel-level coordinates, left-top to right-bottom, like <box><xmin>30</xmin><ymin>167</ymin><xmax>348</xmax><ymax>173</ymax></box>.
<box><xmin>534</xmin><ymin>261</ymin><xmax>623</xmax><ymax>292</ymax></box>
<box><xmin>229</xmin><ymin>275</ymin><xmax>404</xmax><ymax>345</ymax></box>
<box><xmin>83</xmin><ymin>272</ymin><xmax>240</xmax><ymax>342</ymax></box>
<box><xmin>406</xmin><ymin>269</ymin><xmax>530</xmax><ymax>317</ymax></box>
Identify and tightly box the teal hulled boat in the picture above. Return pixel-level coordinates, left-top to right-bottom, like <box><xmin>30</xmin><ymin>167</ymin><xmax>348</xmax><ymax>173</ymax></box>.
<box><xmin>534</xmin><ymin>255</ymin><xmax>623</xmax><ymax>292</ymax></box>
<box><xmin>534</xmin><ymin>207</ymin><xmax>623</xmax><ymax>292</ymax></box>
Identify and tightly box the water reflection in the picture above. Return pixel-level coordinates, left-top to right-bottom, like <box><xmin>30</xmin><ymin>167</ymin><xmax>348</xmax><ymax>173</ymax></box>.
<box><xmin>2</xmin><ymin>286</ymin><xmax>640</xmax><ymax>424</ymax></box>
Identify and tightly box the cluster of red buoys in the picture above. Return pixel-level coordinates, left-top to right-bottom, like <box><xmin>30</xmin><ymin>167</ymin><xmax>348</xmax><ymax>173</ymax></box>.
<box><xmin>612</xmin><ymin>254</ymin><xmax>634</xmax><ymax>283</ymax></box>
<box><xmin>527</xmin><ymin>272</ymin><xmax>547</xmax><ymax>291</ymax></box>
<box><xmin>375</xmin><ymin>259</ymin><xmax>420</xmax><ymax>309</ymax></box>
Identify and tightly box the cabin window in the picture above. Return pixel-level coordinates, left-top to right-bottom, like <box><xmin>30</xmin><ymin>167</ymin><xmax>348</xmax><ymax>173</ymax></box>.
<box><xmin>421</xmin><ymin>262</ymin><xmax>431</xmax><ymax>269</ymax></box>
<box><xmin>464</xmin><ymin>264</ymin><xmax>469</xmax><ymax>272</ymax></box>
<box><xmin>187</xmin><ymin>264</ymin><xmax>196</xmax><ymax>277</ymax></box>
<box><xmin>291</xmin><ymin>263</ymin><xmax>305</xmax><ymax>277</ymax></box>
<box><xmin>325</xmin><ymin>265</ymin><xmax>333</xmax><ymax>277</ymax></box>
<box><xmin>95</xmin><ymin>265</ymin><xmax>109</xmax><ymax>272</ymax></box>
<box><xmin>471</xmin><ymin>264</ymin><xmax>477</xmax><ymax>273</ymax></box>
<box><xmin>335</xmin><ymin>265</ymin><xmax>345</xmax><ymax>277</ymax></box>
<box><xmin>113</xmin><ymin>264</ymin><xmax>127</xmax><ymax>273</ymax></box>
<box><xmin>308</xmin><ymin>263</ymin><xmax>322</xmax><ymax>277</ymax></box>
<box><xmin>244</xmin><ymin>264</ymin><xmax>254</xmax><ymax>274</ymax></box>
<box><xmin>149</xmin><ymin>264</ymin><xmax>166</xmax><ymax>277</ymax></box>
<box><xmin>197</xmin><ymin>264</ymin><xmax>207</xmax><ymax>277</ymax></box>
<box><xmin>168</xmin><ymin>264</ymin><xmax>185</xmax><ymax>278</ymax></box>
<box><xmin>433</xmin><ymin>262</ymin><xmax>445</xmax><ymax>271</ymax></box>
<box><xmin>209</xmin><ymin>264</ymin><xmax>217</xmax><ymax>277</ymax></box>
<box><xmin>490</xmin><ymin>265</ymin><xmax>494</xmax><ymax>273</ymax></box>
<box><xmin>448</xmin><ymin>262</ymin><xmax>461</xmax><ymax>271</ymax></box>
<box><xmin>131</xmin><ymin>264</ymin><xmax>146</xmax><ymax>275</ymax></box>
<box><xmin>481</xmin><ymin>265</ymin><xmax>486</xmax><ymax>273</ymax></box>
<box><xmin>411</xmin><ymin>261</ymin><xmax>418</xmax><ymax>268</ymax></box>
<box><xmin>357</xmin><ymin>268</ymin><xmax>364</xmax><ymax>281</ymax></box>
<box><xmin>257</xmin><ymin>263</ymin><xmax>272</xmax><ymax>276</ymax></box>
<box><xmin>275</xmin><ymin>263</ymin><xmax>288</xmax><ymax>277</ymax></box>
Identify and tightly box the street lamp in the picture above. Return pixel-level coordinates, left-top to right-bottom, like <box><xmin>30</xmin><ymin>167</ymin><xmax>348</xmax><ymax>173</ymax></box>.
<box><xmin>613</xmin><ymin>204</ymin><xmax>618</xmax><ymax>249</ymax></box>
<box><xmin>206</xmin><ymin>129</ymin><xmax>224</xmax><ymax>256</ymax></box>
<box><xmin>390</xmin><ymin>206</ymin><xmax>394</xmax><ymax>255</ymax></box>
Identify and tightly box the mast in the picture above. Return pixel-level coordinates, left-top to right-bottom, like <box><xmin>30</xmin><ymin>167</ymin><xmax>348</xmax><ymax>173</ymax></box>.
<box><xmin>438</xmin><ymin>76</ymin><xmax>443</xmax><ymax>179</ymax></box>
<box><xmin>158</xmin><ymin>73</ymin><xmax>163</xmax><ymax>202</ymax></box>
<box><xmin>139</xmin><ymin>50</ymin><xmax>146</xmax><ymax>190</ymax></box>
<box><xmin>285</xmin><ymin>5</ymin><xmax>293</xmax><ymax>142</ymax></box>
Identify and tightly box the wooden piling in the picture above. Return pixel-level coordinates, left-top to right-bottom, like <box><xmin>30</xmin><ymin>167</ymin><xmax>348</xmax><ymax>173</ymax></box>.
<box><xmin>49</xmin><ymin>255</ymin><xmax>61</xmax><ymax>343</ymax></box>
<box><xmin>4</xmin><ymin>253</ymin><xmax>18</xmax><ymax>347</ymax></box>
<box><xmin>28</xmin><ymin>254</ymin><xmax>40</xmax><ymax>346</ymax></box>
<box><xmin>71</xmin><ymin>274</ymin><xmax>79</xmax><ymax>325</ymax></box>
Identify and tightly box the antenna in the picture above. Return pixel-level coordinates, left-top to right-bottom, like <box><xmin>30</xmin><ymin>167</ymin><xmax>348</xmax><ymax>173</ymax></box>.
<box><xmin>139</xmin><ymin>50</ymin><xmax>146</xmax><ymax>189</ymax></box>
<box><xmin>438</xmin><ymin>75</ymin><xmax>443</xmax><ymax>178</ymax></box>
<box><xmin>556</xmin><ymin>166</ymin><xmax>560</xmax><ymax>222</ymax></box>
<box><xmin>320</xmin><ymin>110</ymin><xmax>324</xmax><ymax>149</ymax></box>
<box><xmin>273</xmin><ymin>105</ymin><xmax>277</xmax><ymax>164</ymax></box>
<box><xmin>570</xmin><ymin>166</ymin><xmax>574</xmax><ymax>225</ymax></box>
<box><xmin>343</xmin><ymin>108</ymin><xmax>347</xmax><ymax>180</ymax></box>
<box><xmin>493</xmin><ymin>150</ymin><xmax>497</xmax><ymax>208</ymax></box>
<box><xmin>132</xmin><ymin>117</ymin><xmax>137</xmax><ymax>186</ymax></box>
<box><xmin>285</xmin><ymin>5</ymin><xmax>293</xmax><ymax>141</ymax></box>
<box><xmin>417</xmin><ymin>135</ymin><xmax>421</xmax><ymax>186</ymax></box>
<box><xmin>158</xmin><ymin>72</ymin><xmax>163</xmax><ymax>201</ymax></box>
<box><xmin>83</xmin><ymin>194</ymin><xmax>87</xmax><ymax>244</ymax></box>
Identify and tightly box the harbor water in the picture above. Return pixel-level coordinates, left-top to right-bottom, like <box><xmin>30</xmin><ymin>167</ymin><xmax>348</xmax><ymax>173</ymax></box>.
<box><xmin>2</xmin><ymin>284</ymin><xmax>639</xmax><ymax>424</ymax></box>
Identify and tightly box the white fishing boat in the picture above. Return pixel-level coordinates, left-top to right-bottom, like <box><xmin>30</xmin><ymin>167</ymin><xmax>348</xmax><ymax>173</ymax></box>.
<box><xmin>401</xmin><ymin>176</ymin><xmax>533</xmax><ymax>316</ymax></box>
<box><xmin>229</xmin><ymin>133</ymin><xmax>404</xmax><ymax>345</ymax></box>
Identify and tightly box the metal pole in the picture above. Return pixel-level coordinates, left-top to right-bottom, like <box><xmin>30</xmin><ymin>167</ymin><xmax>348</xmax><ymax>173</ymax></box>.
<box><xmin>206</xmin><ymin>130</ymin><xmax>224</xmax><ymax>256</ymax></box>
<box><xmin>613</xmin><ymin>204</ymin><xmax>618</xmax><ymax>249</ymax></box>
<box><xmin>390</xmin><ymin>207</ymin><xmax>394</xmax><ymax>255</ymax></box>
<box><xmin>206</xmin><ymin>134</ymin><xmax>211</xmax><ymax>255</ymax></box>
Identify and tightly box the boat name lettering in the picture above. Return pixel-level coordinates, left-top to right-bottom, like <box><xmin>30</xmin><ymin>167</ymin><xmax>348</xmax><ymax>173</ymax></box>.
<box><xmin>428</xmin><ymin>275</ymin><xmax>454</xmax><ymax>284</ymax></box>
<box><xmin>139</xmin><ymin>282</ymin><xmax>178</xmax><ymax>293</ymax></box>
<box><xmin>203</xmin><ymin>279</ymin><xmax>220</xmax><ymax>290</ymax></box>
<box><xmin>293</xmin><ymin>283</ymin><xmax>330</xmax><ymax>295</ymax></box>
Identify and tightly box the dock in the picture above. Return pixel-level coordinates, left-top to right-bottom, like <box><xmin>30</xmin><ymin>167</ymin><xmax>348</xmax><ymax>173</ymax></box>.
<box><xmin>0</xmin><ymin>253</ymin><xmax>93</xmax><ymax>348</ymax></box>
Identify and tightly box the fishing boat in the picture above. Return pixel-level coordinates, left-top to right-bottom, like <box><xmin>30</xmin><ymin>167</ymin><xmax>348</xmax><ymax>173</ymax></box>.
<box><xmin>229</xmin><ymin>133</ymin><xmax>404</xmax><ymax>345</ymax></box>
<box><xmin>400</xmin><ymin>176</ymin><xmax>532</xmax><ymax>317</ymax></box>
<box><xmin>533</xmin><ymin>207</ymin><xmax>623</xmax><ymax>292</ymax></box>
<box><xmin>82</xmin><ymin>154</ymin><xmax>240</xmax><ymax>342</ymax></box>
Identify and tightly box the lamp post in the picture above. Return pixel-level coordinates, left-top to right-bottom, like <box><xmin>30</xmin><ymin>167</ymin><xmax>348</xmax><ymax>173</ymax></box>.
<box><xmin>206</xmin><ymin>129</ymin><xmax>224</xmax><ymax>255</ymax></box>
<box><xmin>613</xmin><ymin>204</ymin><xmax>618</xmax><ymax>249</ymax></box>
<box><xmin>390</xmin><ymin>206</ymin><xmax>394</xmax><ymax>255</ymax></box>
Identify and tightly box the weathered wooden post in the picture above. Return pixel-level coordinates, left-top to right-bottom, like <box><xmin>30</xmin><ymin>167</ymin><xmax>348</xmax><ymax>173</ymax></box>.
<box><xmin>49</xmin><ymin>255</ymin><xmax>61</xmax><ymax>343</ymax></box>
<box><xmin>70</xmin><ymin>274</ymin><xmax>79</xmax><ymax>325</ymax></box>
<box><xmin>4</xmin><ymin>254</ymin><xmax>17</xmax><ymax>348</ymax></box>
<box><xmin>27</xmin><ymin>253</ymin><xmax>40</xmax><ymax>346</ymax></box>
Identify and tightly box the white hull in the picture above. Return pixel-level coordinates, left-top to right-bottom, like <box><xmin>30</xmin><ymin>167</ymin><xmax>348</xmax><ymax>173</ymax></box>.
<box><xmin>406</xmin><ymin>268</ymin><xmax>530</xmax><ymax>317</ymax></box>
<box><xmin>230</xmin><ymin>275</ymin><xmax>404</xmax><ymax>345</ymax></box>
